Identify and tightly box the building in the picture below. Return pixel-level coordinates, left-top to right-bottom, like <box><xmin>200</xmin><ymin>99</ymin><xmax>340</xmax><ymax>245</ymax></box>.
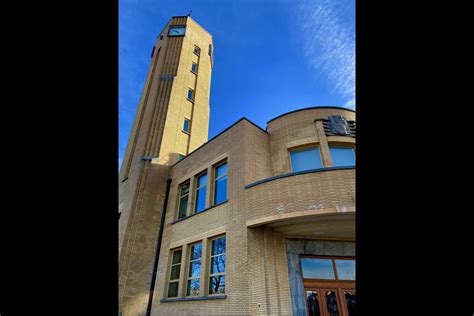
<box><xmin>119</xmin><ymin>16</ymin><xmax>356</xmax><ymax>316</ymax></box>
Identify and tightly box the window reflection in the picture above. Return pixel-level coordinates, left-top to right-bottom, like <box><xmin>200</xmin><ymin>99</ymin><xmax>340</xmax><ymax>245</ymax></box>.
<box><xmin>301</xmin><ymin>258</ymin><xmax>335</xmax><ymax>279</ymax></box>
<box><xmin>325</xmin><ymin>291</ymin><xmax>339</xmax><ymax>316</ymax></box>
<box><xmin>329</xmin><ymin>147</ymin><xmax>355</xmax><ymax>167</ymax></box>
<box><xmin>344</xmin><ymin>290</ymin><xmax>357</xmax><ymax>316</ymax></box>
<box><xmin>306</xmin><ymin>290</ymin><xmax>321</xmax><ymax>316</ymax></box>
<box><xmin>290</xmin><ymin>147</ymin><xmax>323</xmax><ymax>172</ymax></box>
<box><xmin>335</xmin><ymin>260</ymin><xmax>355</xmax><ymax>280</ymax></box>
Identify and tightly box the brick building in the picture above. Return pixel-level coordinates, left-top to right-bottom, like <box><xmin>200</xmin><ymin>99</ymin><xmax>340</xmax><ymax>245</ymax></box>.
<box><xmin>119</xmin><ymin>16</ymin><xmax>356</xmax><ymax>316</ymax></box>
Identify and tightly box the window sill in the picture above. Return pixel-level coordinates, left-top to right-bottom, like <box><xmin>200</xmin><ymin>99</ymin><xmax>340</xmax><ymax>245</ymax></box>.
<box><xmin>172</xmin><ymin>200</ymin><xmax>229</xmax><ymax>225</ymax></box>
<box><xmin>191</xmin><ymin>70</ymin><xmax>198</xmax><ymax>75</ymax></box>
<box><xmin>182</xmin><ymin>130</ymin><xmax>191</xmax><ymax>136</ymax></box>
<box><xmin>161</xmin><ymin>295</ymin><xmax>226</xmax><ymax>303</ymax></box>
<box><xmin>186</xmin><ymin>98</ymin><xmax>195</xmax><ymax>103</ymax></box>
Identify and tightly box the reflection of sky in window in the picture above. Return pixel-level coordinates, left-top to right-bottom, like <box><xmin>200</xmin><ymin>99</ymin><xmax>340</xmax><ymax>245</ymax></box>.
<box><xmin>215</xmin><ymin>177</ymin><xmax>227</xmax><ymax>204</ymax></box>
<box><xmin>212</xmin><ymin>237</ymin><xmax>226</xmax><ymax>255</ymax></box>
<box><xmin>191</xmin><ymin>243</ymin><xmax>202</xmax><ymax>259</ymax></box>
<box><xmin>301</xmin><ymin>258</ymin><xmax>335</xmax><ymax>279</ymax></box>
<box><xmin>291</xmin><ymin>147</ymin><xmax>322</xmax><ymax>172</ymax></box>
<box><xmin>211</xmin><ymin>255</ymin><xmax>226</xmax><ymax>273</ymax></box>
<box><xmin>335</xmin><ymin>259</ymin><xmax>355</xmax><ymax>280</ymax></box>
<box><xmin>209</xmin><ymin>275</ymin><xmax>225</xmax><ymax>294</ymax></box>
<box><xmin>216</xmin><ymin>163</ymin><xmax>227</xmax><ymax>177</ymax></box>
<box><xmin>330</xmin><ymin>147</ymin><xmax>355</xmax><ymax>167</ymax></box>
<box><xmin>195</xmin><ymin>188</ymin><xmax>206</xmax><ymax>212</ymax></box>
<box><xmin>189</xmin><ymin>261</ymin><xmax>201</xmax><ymax>277</ymax></box>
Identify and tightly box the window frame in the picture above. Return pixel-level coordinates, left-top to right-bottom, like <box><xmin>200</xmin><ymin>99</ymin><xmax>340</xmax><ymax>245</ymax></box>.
<box><xmin>187</xmin><ymin>88</ymin><xmax>194</xmax><ymax>101</ymax></box>
<box><xmin>191</xmin><ymin>62</ymin><xmax>198</xmax><ymax>74</ymax></box>
<box><xmin>208</xmin><ymin>235</ymin><xmax>226</xmax><ymax>295</ymax></box>
<box><xmin>328</xmin><ymin>145</ymin><xmax>356</xmax><ymax>167</ymax></box>
<box><xmin>193</xmin><ymin>45</ymin><xmax>201</xmax><ymax>56</ymax></box>
<box><xmin>194</xmin><ymin>171</ymin><xmax>208</xmax><ymax>214</ymax></box>
<box><xmin>183</xmin><ymin>117</ymin><xmax>191</xmax><ymax>133</ymax></box>
<box><xmin>186</xmin><ymin>242</ymin><xmax>202</xmax><ymax>297</ymax></box>
<box><xmin>177</xmin><ymin>180</ymin><xmax>190</xmax><ymax>220</ymax></box>
<box><xmin>167</xmin><ymin>248</ymin><xmax>183</xmax><ymax>298</ymax></box>
<box><xmin>289</xmin><ymin>145</ymin><xmax>323</xmax><ymax>172</ymax></box>
<box><xmin>300</xmin><ymin>255</ymin><xmax>356</xmax><ymax>283</ymax></box>
<box><xmin>213</xmin><ymin>160</ymin><xmax>228</xmax><ymax>205</ymax></box>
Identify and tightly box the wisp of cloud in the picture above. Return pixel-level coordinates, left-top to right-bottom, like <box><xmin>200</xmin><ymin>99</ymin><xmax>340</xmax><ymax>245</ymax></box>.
<box><xmin>295</xmin><ymin>0</ymin><xmax>355</xmax><ymax>109</ymax></box>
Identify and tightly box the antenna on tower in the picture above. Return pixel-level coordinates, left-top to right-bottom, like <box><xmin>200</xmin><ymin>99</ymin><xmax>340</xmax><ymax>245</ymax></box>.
<box><xmin>188</xmin><ymin>10</ymin><xmax>192</xmax><ymax>17</ymax></box>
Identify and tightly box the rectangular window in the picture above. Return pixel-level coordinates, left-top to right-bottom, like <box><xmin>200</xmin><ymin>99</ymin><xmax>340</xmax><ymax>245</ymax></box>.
<box><xmin>300</xmin><ymin>257</ymin><xmax>356</xmax><ymax>281</ymax></box>
<box><xmin>191</xmin><ymin>62</ymin><xmax>198</xmax><ymax>73</ymax></box>
<box><xmin>214</xmin><ymin>162</ymin><xmax>228</xmax><ymax>205</ymax></box>
<box><xmin>178</xmin><ymin>154</ymin><xmax>186</xmax><ymax>161</ymax></box>
<box><xmin>167</xmin><ymin>249</ymin><xmax>182</xmax><ymax>297</ymax></box>
<box><xmin>209</xmin><ymin>236</ymin><xmax>226</xmax><ymax>294</ymax></box>
<box><xmin>290</xmin><ymin>147</ymin><xmax>323</xmax><ymax>172</ymax></box>
<box><xmin>177</xmin><ymin>181</ymin><xmax>190</xmax><ymax>219</ymax></box>
<box><xmin>194</xmin><ymin>173</ymin><xmax>207</xmax><ymax>213</ymax></box>
<box><xmin>194</xmin><ymin>45</ymin><xmax>201</xmax><ymax>56</ymax></box>
<box><xmin>187</xmin><ymin>88</ymin><xmax>194</xmax><ymax>101</ymax></box>
<box><xmin>183</xmin><ymin>118</ymin><xmax>190</xmax><ymax>133</ymax></box>
<box><xmin>329</xmin><ymin>146</ymin><xmax>355</xmax><ymax>167</ymax></box>
<box><xmin>186</xmin><ymin>242</ymin><xmax>202</xmax><ymax>296</ymax></box>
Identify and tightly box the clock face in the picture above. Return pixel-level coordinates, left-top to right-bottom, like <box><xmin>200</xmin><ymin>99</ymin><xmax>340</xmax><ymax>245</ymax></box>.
<box><xmin>168</xmin><ymin>26</ymin><xmax>186</xmax><ymax>37</ymax></box>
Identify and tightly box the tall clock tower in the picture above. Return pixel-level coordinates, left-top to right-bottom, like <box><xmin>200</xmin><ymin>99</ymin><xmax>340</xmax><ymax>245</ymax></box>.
<box><xmin>118</xmin><ymin>16</ymin><xmax>213</xmax><ymax>315</ymax></box>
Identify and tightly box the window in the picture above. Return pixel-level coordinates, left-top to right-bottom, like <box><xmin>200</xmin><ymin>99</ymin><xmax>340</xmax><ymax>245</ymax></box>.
<box><xmin>183</xmin><ymin>118</ymin><xmax>190</xmax><ymax>133</ymax></box>
<box><xmin>301</xmin><ymin>257</ymin><xmax>356</xmax><ymax>280</ymax></box>
<box><xmin>177</xmin><ymin>181</ymin><xmax>190</xmax><ymax>219</ymax></box>
<box><xmin>214</xmin><ymin>162</ymin><xmax>228</xmax><ymax>205</ymax></box>
<box><xmin>187</xmin><ymin>88</ymin><xmax>194</xmax><ymax>101</ymax></box>
<box><xmin>178</xmin><ymin>154</ymin><xmax>186</xmax><ymax>161</ymax></box>
<box><xmin>329</xmin><ymin>146</ymin><xmax>355</xmax><ymax>167</ymax></box>
<box><xmin>290</xmin><ymin>147</ymin><xmax>323</xmax><ymax>172</ymax></box>
<box><xmin>209</xmin><ymin>236</ymin><xmax>226</xmax><ymax>294</ymax></box>
<box><xmin>191</xmin><ymin>62</ymin><xmax>198</xmax><ymax>73</ymax></box>
<box><xmin>186</xmin><ymin>242</ymin><xmax>202</xmax><ymax>296</ymax></box>
<box><xmin>193</xmin><ymin>45</ymin><xmax>201</xmax><ymax>55</ymax></box>
<box><xmin>167</xmin><ymin>249</ymin><xmax>182</xmax><ymax>297</ymax></box>
<box><xmin>194</xmin><ymin>173</ymin><xmax>207</xmax><ymax>213</ymax></box>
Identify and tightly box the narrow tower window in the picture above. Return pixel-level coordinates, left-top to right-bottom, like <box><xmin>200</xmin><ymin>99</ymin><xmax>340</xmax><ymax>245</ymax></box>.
<box><xmin>183</xmin><ymin>118</ymin><xmax>190</xmax><ymax>133</ymax></box>
<box><xmin>214</xmin><ymin>162</ymin><xmax>228</xmax><ymax>205</ymax></box>
<box><xmin>187</xmin><ymin>88</ymin><xmax>194</xmax><ymax>101</ymax></box>
<box><xmin>209</xmin><ymin>235</ymin><xmax>226</xmax><ymax>294</ymax></box>
<box><xmin>193</xmin><ymin>45</ymin><xmax>201</xmax><ymax>56</ymax></box>
<box><xmin>191</xmin><ymin>62</ymin><xmax>198</xmax><ymax>73</ymax></box>
<box><xmin>186</xmin><ymin>242</ymin><xmax>202</xmax><ymax>296</ymax></box>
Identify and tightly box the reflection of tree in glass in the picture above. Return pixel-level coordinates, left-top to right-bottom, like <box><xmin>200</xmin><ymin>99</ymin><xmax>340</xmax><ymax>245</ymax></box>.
<box><xmin>210</xmin><ymin>237</ymin><xmax>226</xmax><ymax>294</ymax></box>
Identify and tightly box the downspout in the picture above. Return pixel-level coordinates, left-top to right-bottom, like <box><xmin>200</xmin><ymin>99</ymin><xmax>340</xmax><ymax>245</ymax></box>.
<box><xmin>146</xmin><ymin>178</ymin><xmax>172</xmax><ymax>315</ymax></box>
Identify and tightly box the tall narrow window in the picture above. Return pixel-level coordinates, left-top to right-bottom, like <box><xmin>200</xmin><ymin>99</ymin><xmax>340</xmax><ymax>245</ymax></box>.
<box><xmin>167</xmin><ymin>249</ymin><xmax>182</xmax><ymax>297</ymax></box>
<box><xmin>214</xmin><ymin>162</ymin><xmax>228</xmax><ymax>205</ymax></box>
<box><xmin>183</xmin><ymin>118</ymin><xmax>190</xmax><ymax>133</ymax></box>
<box><xmin>177</xmin><ymin>181</ymin><xmax>190</xmax><ymax>219</ymax></box>
<box><xmin>187</xmin><ymin>88</ymin><xmax>194</xmax><ymax>101</ymax></box>
<box><xmin>191</xmin><ymin>62</ymin><xmax>198</xmax><ymax>73</ymax></box>
<box><xmin>186</xmin><ymin>242</ymin><xmax>202</xmax><ymax>296</ymax></box>
<box><xmin>329</xmin><ymin>146</ymin><xmax>355</xmax><ymax>167</ymax></box>
<box><xmin>209</xmin><ymin>235</ymin><xmax>226</xmax><ymax>294</ymax></box>
<box><xmin>193</xmin><ymin>45</ymin><xmax>201</xmax><ymax>55</ymax></box>
<box><xmin>290</xmin><ymin>147</ymin><xmax>323</xmax><ymax>172</ymax></box>
<box><xmin>194</xmin><ymin>173</ymin><xmax>207</xmax><ymax>213</ymax></box>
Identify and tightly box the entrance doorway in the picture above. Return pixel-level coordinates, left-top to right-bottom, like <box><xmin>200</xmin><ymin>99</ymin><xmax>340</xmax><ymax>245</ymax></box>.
<box><xmin>301</xmin><ymin>256</ymin><xmax>356</xmax><ymax>316</ymax></box>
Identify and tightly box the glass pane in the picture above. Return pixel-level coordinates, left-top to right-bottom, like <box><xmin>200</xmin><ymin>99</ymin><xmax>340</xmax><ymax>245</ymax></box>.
<box><xmin>183</xmin><ymin>119</ymin><xmax>189</xmax><ymax>132</ymax></box>
<box><xmin>178</xmin><ymin>195</ymin><xmax>188</xmax><ymax>219</ymax></box>
<box><xmin>188</xmin><ymin>261</ymin><xmax>201</xmax><ymax>278</ymax></box>
<box><xmin>211</xmin><ymin>255</ymin><xmax>226</xmax><ymax>274</ymax></box>
<box><xmin>180</xmin><ymin>182</ymin><xmax>189</xmax><ymax>196</ymax></box>
<box><xmin>301</xmin><ymin>258</ymin><xmax>335</xmax><ymax>279</ymax></box>
<box><xmin>195</xmin><ymin>188</ymin><xmax>206</xmax><ymax>212</ymax></box>
<box><xmin>197</xmin><ymin>173</ymin><xmax>207</xmax><ymax>187</ymax></box>
<box><xmin>344</xmin><ymin>291</ymin><xmax>356</xmax><ymax>316</ymax></box>
<box><xmin>214</xmin><ymin>176</ymin><xmax>227</xmax><ymax>204</ymax></box>
<box><xmin>306</xmin><ymin>290</ymin><xmax>321</xmax><ymax>316</ymax></box>
<box><xmin>212</xmin><ymin>237</ymin><xmax>226</xmax><ymax>255</ymax></box>
<box><xmin>209</xmin><ymin>275</ymin><xmax>225</xmax><ymax>294</ymax></box>
<box><xmin>170</xmin><ymin>264</ymin><xmax>180</xmax><ymax>280</ymax></box>
<box><xmin>192</xmin><ymin>63</ymin><xmax>197</xmax><ymax>72</ymax></box>
<box><xmin>190</xmin><ymin>243</ymin><xmax>202</xmax><ymax>260</ymax></box>
<box><xmin>216</xmin><ymin>163</ymin><xmax>228</xmax><ymax>177</ymax></box>
<box><xmin>167</xmin><ymin>281</ymin><xmax>178</xmax><ymax>297</ymax></box>
<box><xmin>188</xmin><ymin>89</ymin><xmax>193</xmax><ymax>100</ymax></box>
<box><xmin>335</xmin><ymin>260</ymin><xmax>355</xmax><ymax>280</ymax></box>
<box><xmin>172</xmin><ymin>250</ymin><xmax>182</xmax><ymax>264</ymax></box>
<box><xmin>290</xmin><ymin>147</ymin><xmax>322</xmax><ymax>172</ymax></box>
<box><xmin>325</xmin><ymin>291</ymin><xmax>339</xmax><ymax>316</ymax></box>
<box><xmin>186</xmin><ymin>279</ymin><xmax>200</xmax><ymax>296</ymax></box>
<box><xmin>330</xmin><ymin>147</ymin><xmax>355</xmax><ymax>167</ymax></box>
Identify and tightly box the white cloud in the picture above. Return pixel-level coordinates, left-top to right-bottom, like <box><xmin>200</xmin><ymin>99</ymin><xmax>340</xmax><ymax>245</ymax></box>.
<box><xmin>294</xmin><ymin>0</ymin><xmax>355</xmax><ymax>109</ymax></box>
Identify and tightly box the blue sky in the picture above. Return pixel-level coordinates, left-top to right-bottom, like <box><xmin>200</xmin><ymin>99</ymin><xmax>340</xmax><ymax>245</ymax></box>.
<box><xmin>119</xmin><ymin>0</ymin><xmax>355</xmax><ymax>168</ymax></box>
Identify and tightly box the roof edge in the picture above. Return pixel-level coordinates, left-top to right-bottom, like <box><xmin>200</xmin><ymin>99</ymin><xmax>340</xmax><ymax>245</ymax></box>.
<box><xmin>267</xmin><ymin>106</ymin><xmax>356</xmax><ymax>124</ymax></box>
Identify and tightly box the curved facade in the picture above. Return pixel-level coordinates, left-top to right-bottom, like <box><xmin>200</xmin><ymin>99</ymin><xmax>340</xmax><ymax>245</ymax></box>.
<box><xmin>151</xmin><ymin>107</ymin><xmax>356</xmax><ymax>315</ymax></box>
